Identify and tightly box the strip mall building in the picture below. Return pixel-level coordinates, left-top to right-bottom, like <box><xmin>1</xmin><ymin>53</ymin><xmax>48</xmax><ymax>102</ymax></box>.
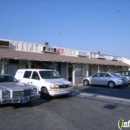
<box><xmin>0</xmin><ymin>38</ymin><xmax>130</xmax><ymax>85</ymax></box>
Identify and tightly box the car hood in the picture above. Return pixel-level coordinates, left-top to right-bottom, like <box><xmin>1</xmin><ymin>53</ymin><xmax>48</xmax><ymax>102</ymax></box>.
<box><xmin>44</xmin><ymin>78</ymin><xmax>71</xmax><ymax>85</ymax></box>
<box><xmin>0</xmin><ymin>82</ymin><xmax>35</xmax><ymax>91</ymax></box>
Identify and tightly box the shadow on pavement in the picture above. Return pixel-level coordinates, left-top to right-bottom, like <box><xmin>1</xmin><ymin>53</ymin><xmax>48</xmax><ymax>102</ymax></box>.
<box><xmin>0</xmin><ymin>98</ymin><xmax>51</xmax><ymax>109</ymax></box>
<box><xmin>73</xmin><ymin>85</ymin><xmax>130</xmax><ymax>100</ymax></box>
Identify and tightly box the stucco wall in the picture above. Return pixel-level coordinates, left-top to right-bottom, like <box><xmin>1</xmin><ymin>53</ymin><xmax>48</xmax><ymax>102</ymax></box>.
<box><xmin>75</xmin><ymin>76</ymin><xmax>85</xmax><ymax>85</ymax></box>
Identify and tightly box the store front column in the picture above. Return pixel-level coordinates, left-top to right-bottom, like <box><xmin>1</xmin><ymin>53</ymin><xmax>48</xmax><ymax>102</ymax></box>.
<box><xmin>1</xmin><ymin>64</ymin><xmax>4</xmax><ymax>74</ymax></box>
<box><xmin>107</xmin><ymin>66</ymin><xmax>109</xmax><ymax>72</ymax></box>
<box><xmin>86</xmin><ymin>64</ymin><xmax>89</xmax><ymax>77</ymax></box>
<box><xmin>72</xmin><ymin>64</ymin><xmax>76</xmax><ymax>86</ymax></box>
<box><xmin>114</xmin><ymin>66</ymin><xmax>117</xmax><ymax>72</ymax></box>
<box><xmin>98</xmin><ymin>65</ymin><xmax>100</xmax><ymax>73</ymax></box>
<box><xmin>0</xmin><ymin>59</ymin><xmax>8</xmax><ymax>74</ymax></box>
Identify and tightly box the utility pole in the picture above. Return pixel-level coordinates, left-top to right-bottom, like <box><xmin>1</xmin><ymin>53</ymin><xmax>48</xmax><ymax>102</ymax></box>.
<box><xmin>58</xmin><ymin>32</ymin><xmax>60</xmax><ymax>47</ymax></box>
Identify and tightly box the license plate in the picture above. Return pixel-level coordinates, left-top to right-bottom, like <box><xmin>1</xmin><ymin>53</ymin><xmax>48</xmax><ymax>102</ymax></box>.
<box><xmin>61</xmin><ymin>90</ymin><xmax>70</xmax><ymax>93</ymax></box>
<box><xmin>21</xmin><ymin>99</ymin><xmax>27</xmax><ymax>103</ymax></box>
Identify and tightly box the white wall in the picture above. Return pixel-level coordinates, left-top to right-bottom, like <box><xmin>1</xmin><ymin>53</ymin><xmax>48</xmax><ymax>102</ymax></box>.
<box><xmin>75</xmin><ymin>76</ymin><xmax>85</xmax><ymax>85</ymax></box>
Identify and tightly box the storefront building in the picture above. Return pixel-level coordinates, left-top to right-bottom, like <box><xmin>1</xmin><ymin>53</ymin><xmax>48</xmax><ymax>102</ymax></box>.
<box><xmin>0</xmin><ymin>38</ymin><xmax>129</xmax><ymax>85</ymax></box>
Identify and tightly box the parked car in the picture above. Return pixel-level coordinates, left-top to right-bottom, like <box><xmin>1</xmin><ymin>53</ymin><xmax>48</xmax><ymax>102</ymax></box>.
<box><xmin>82</xmin><ymin>72</ymin><xmax>128</xmax><ymax>88</ymax></box>
<box><xmin>0</xmin><ymin>74</ymin><xmax>39</xmax><ymax>104</ymax></box>
<box><xmin>117</xmin><ymin>70</ymin><xmax>130</xmax><ymax>84</ymax></box>
<box><xmin>15</xmin><ymin>69</ymin><xmax>74</xmax><ymax>98</ymax></box>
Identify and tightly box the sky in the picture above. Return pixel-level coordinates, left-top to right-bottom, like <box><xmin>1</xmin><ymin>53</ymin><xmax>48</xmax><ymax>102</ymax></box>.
<box><xmin>0</xmin><ymin>0</ymin><xmax>130</xmax><ymax>59</ymax></box>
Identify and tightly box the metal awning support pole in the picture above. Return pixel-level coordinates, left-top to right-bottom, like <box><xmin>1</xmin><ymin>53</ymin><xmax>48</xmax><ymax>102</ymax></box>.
<box><xmin>26</xmin><ymin>61</ymin><xmax>33</xmax><ymax>68</ymax></box>
<box><xmin>98</xmin><ymin>65</ymin><xmax>100</xmax><ymax>73</ymax></box>
<box><xmin>0</xmin><ymin>59</ymin><xmax>8</xmax><ymax>74</ymax></box>
<box><xmin>72</xmin><ymin>63</ymin><xmax>76</xmax><ymax>86</ymax></box>
<box><xmin>86</xmin><ymin>64</ymin><xmax>89</xmax><ymax>77</ymax></box>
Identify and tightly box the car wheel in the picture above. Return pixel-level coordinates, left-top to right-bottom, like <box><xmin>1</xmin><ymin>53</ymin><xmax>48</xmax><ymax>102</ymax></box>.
<box><xmin>108</xmin><ymin>81</ymin><xmax>115</xmax><ymax>88</ymax></box>
<box><xmin>41</xmin><ymin>87</ymin><xmax>50</xmax><ymax>99</ymax></box>
<box><xmin>83</xmin><ymin>80</ymin><xmax>89</xmax><ymax>86</ymax></box>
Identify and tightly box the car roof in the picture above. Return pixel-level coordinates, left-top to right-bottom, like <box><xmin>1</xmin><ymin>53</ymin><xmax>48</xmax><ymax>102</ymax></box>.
<box><xmin>17</xmin><ymin>69</ymin><xmax>55</xmax><ymax>71</ymax></box>
<box><xmin>0</xmin><ymin>74</ymin><xmax>13</xmax><ymax>76</ymax></box>
<box><xmin>117</xmin><ymin>70</ymin><xmax>130</xmax><ymax>72</ymax></box>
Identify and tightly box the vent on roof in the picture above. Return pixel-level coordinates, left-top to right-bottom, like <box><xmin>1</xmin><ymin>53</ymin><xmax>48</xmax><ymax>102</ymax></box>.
<box><xmin>44</xmin><ymin>42</ymin><xmax>49</xmax><ymax>46</ymax></box>
<box><xmin>97</xmin><ymin>51</ymin><xmax>100</xmax><ymax>54</ymax></box>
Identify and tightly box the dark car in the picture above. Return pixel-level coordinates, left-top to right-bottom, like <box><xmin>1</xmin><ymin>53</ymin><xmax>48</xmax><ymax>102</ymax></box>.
<box><xmin>117</xmin><ymin>71</ymin><xmax>130</xmax><ymax>84</ymax></box>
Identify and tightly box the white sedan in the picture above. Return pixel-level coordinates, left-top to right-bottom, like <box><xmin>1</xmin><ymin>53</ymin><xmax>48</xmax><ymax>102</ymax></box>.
<box><xmin>0</xmin><ymin>74</ymin><xmax>40</xmax><ymax>104</ymax></box>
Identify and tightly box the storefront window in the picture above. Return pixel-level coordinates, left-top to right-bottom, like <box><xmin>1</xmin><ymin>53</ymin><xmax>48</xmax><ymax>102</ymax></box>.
<box><xmin>75</xmin><ymin>64</ymin><xmax>82</xmax><ymax>76</ymax></box>
<box><xmin>82</xmin><ymin>64</ymin><xmax>87</xmax><ymax>76</ymax></box>
<box><xmin>8</xmin><ymin>65</ymin><xmax>18</xmax><ymax>76</ymax></box>
<box><xmin>4</xmin><ymin>65</ymin><xmax>7</xmax><ymax>74</ymax></box>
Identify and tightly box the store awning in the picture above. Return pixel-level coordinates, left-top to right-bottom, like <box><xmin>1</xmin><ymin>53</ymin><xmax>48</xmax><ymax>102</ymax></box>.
<box><xmin>0</xmin><ymin>48</ymin><xmax>129</xmax><ymax>66</ymax></box>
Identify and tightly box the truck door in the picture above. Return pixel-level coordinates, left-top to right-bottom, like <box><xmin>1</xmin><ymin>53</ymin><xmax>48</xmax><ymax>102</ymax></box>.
<box><xmin>29</xmin><ymin>71</ymin><xmax>41</xmax><ymax>91</ymax></box>
<box><xmin>22</xmin><ymin>71</ymin><xmax>32</xmax><ymax>84</ymax></box>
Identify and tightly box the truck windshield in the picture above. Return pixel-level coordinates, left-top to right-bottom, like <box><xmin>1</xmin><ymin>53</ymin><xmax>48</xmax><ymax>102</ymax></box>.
<box><xmin>39</xmin><ymin>71</ymin><xmax>61</xmax><ymax>79</ymax></box>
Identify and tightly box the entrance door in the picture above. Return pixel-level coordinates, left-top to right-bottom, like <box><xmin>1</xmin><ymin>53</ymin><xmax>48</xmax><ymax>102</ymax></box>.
<box><xmin>68</xmin><ymin>66</ymin><xmax>72</xmax><ymax>81</ymax></box>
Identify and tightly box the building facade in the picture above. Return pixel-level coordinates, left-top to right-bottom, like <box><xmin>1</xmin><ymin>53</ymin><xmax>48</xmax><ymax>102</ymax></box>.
<box><xmin>0</xmin><ymin>38</ymin><xmax>130</xmax><ymax>85</ymax></box>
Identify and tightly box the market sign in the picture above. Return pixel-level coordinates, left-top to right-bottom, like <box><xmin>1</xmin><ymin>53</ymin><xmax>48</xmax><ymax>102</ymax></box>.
<box><xmin>77</xmin><ymin>51</ymin><xmax>89</xmax><ymax>57</ymax></box>
<box><xmin>57</xmin><ymin>48</ymin><xmax>64</xmax><ymax>55</ymax></box>
<box><xmin>112</xmin><ymin>56</ymin><xmax>122</xmax><ymax>61</ymax></box>
<box><xmin>97</xmin><ymin>54</ymin><xmax>106</xmax><ymax>59</ymax></box>
<box><xmin>41</xmin><ymin>46</ymin><xmax>57</xmax><ymax>53</ymax></box>
<box><xmin>0</xmin><ymin>40</ymin><xmax>10</xmax><ymax>47</ymax></box>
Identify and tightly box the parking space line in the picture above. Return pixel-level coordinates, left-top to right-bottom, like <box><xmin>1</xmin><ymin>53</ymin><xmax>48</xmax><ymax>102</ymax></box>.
<box><xmin>77</xmin><ymin>92</ymin><xmax>130</xmax><ymax>106</ymax></box>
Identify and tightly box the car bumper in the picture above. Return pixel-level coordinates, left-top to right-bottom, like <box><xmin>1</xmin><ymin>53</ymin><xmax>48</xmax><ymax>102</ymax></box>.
<box><xmin>116</xmin><ymin>81</ymin><xmax>128</xmax><ymax>86</ymax></box>
<box><xmin>49</xmin><ymin>87</ymin><xmax>74</xmax><ymax>96</ymax></box>
<box><xmin>0</xmin><ymin>94</ymin><xmax>40</xmax><ymax>104</ymax></box>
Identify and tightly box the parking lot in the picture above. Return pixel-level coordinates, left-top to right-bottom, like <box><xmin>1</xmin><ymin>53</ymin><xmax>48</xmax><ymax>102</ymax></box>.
<box><xmin>73</xmin><ymin>84</ymin><xmax>130</xmax><ymax>105</ymax></box>
<box><xmin>0</xmin><ymin>84</ymin><xmax>130</xmax><ymax>130</ymax></box>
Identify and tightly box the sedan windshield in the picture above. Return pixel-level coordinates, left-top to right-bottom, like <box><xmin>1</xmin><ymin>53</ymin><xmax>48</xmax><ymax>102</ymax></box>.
<box><xmin>0</xmin><ymin>75</ymin><xmax>18</xmax><ymax>83</ymax></box>
<box><xmin>39</xmin><ymin>71</ymin><xmax>61</xmax><ymax>79</ymax></box>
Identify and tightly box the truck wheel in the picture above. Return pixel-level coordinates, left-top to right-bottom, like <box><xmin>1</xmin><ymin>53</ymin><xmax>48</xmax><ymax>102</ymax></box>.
<box><xmin>41</xmin><ymin>87</ymin><xmax>50</xmax><ymax>99</ymax></box>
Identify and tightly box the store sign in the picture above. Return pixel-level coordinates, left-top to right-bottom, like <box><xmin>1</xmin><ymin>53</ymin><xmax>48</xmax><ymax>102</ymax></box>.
<box><xmin>57</xmin><ymin>48</ymin><xmax>64</xmax><ymax>55</ymax></box>
<box><xmin>64</xmin><ymin>49</ymin><xmax>76</xmax><ymax>56</ymax></box>
<box><xmin>77</xmin><ymin>51</ymin><xmax>89</xmax><ymax>57</ymax></box>
<box><xmin>91</xmin><ymin>53</ymin><xmax>98</xmax><ymax>58</ymax></box>
<box><xmin>41</xmin><ymin>46</ymin><xmax>57</xmax><ymax>53</ymax></box>
<box><xmin>97</xmin><ymin>54</ymin><xmax>106</xmax><ymax>59</ymax></box>
<box><xmin>0</xmin><ymin>40</ymin><xmax>10</xmax><ymax>47</ymax></box>
<box><xmin>104</xmin><ymin>55</ymin><xmax>112</xmax><ymax>60</ymax></box>
<box><xmin>112</xmin><ymin>57</ymin><xmax>118</xmax><ymax>61</ymax></box>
